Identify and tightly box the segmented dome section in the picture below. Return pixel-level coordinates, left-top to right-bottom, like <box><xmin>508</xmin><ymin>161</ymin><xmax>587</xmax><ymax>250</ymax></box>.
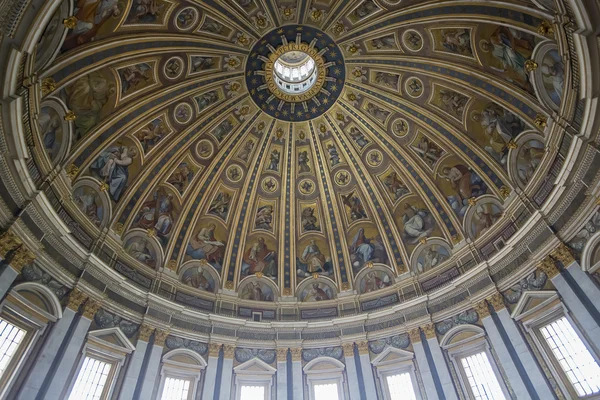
<box><xmin>29</xmin><ymin>0</ymin><xmax>569</xmax><ymax>309</ymax></box>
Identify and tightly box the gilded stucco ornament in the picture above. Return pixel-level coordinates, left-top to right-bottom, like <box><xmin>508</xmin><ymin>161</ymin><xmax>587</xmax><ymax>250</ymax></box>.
<box><xmin>537</xmin><ymin>20</ymin><xmax>554</xmax><ymax>36</ymax></box>
<box><xmin>534</xmin><ymin>115</ymin><xmax>548</xmax><ymax>129</ymax></box>
<box><xmin>525</xmin><ymin>60</ymin><xmax>538</xmax><ymax>72</ymax></box>
<box><xmin>41</xmin><ymin>77</ymin><xmax>56</xmax><ymax>96</ymax></box>
<box><xmin>356</xmin><ymin>341</ymin><xmax>369</xmax><ymax>355</ymax></box>
<box><xmin>65</xmin><ymin>164</ymin><xmax>79</xmax><ymax>179</ymax></box>
<box><xmin>0</xmin><ymin>231</ymin><xmax>35</xmax><ymax>272</ymax></box>
<box><xmin>64</xmin><ymin>111</ymin><xmax>76</xmax><ymax>121</ymax></box>
<box><xmin>62</xmin><ymin>16</ymin><xmax>78</xmax><ymax>29</ymax></box>
<box><xmin>223</xmin><ymin>345</ymin><xmax>236</xmax><ymax>359</ymax></box>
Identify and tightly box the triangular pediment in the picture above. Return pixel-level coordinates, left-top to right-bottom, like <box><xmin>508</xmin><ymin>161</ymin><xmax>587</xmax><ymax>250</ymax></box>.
<box><xmin>88</xmin><ymin>327</ymin><xmax>136</xmax><ymax>352</ymax></box>
<box><xmin>234</xmin><ymin>357</ymin><xmax>276</xmax><ymax>375</ymax></box>
<box><xmin>371</xmin><ymin>347</ymin><xmax>414</xmax><ymax>366</ymax></box>
<box><xmin>511</xmin><ymin>290</ymin><xmax>558</xmax><ymax>320</ymax></box>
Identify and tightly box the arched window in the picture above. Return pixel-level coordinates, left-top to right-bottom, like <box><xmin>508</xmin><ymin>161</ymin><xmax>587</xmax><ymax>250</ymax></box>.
<box><xmin>371</xmin><ymin>347</ymin><xmax>422</xmax><ymax>400</ymax></box>
<box><xmin>440</xmin><ymin>324</ymin><xmax>509</xmax><ymax>400</ymax></box>
<box><xmin>157</xmin><ymin>349</ymin><xmax>206</xmax><ymax>400</ymax></box>
<box><xmin>512</xmin><ymin>290</ymin><xmax>600</xmax><ymax>398</ymax></box>
<box><xmin>0</xmin><ymin>282</ymin><xmax>62</xmax><ymax>397</ymax></box>
<box><xmin>303</xmin><ymin>357</ymin><xmax>346</xmax><ymax>400</ymax></box>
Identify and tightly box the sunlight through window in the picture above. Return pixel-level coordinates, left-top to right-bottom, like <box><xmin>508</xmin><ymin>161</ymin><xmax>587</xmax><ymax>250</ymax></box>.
<box><xmin>460</xmin><ymin>352</ymin><xmax>505</xmax><ymax>400</ymax></box>
<box><xmin>0</xmin><ymin>319</ymin><xmax>25</xmax><ymax>380</ymax></box>
<box><xmin>314</xmin><ymin>383</ymin><xmax>339</xmax><ymax>400</ymax></box>
<box><xmin>160</xmin><ymin>377</ymin><xmax>191</xmax><ymax>400</ymax></box>
<box><xmin>240</xmin><ymin>385</ymin><xmax>265</xmax><ymax>400</ymax></box>
<box><xmin>541</xmin><ymin>317</ymin><xmax>600</xmax><ymax>396</ymax></box>
<box><xmin>387</xmin><ymin>373</ymin><xmax>417</xmax><ymax>400</ymax></box>
<box><xmin>68</xmin><ymin>356</ymin><xmax>111</xmax><ymax>400</ymax></box>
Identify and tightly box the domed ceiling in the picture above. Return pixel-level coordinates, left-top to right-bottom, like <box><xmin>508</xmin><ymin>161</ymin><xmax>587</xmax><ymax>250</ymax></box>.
<box><xmin>34</xmin><ymin>0</ymin><xmax>565</xmax><ymax>306</ymax></box>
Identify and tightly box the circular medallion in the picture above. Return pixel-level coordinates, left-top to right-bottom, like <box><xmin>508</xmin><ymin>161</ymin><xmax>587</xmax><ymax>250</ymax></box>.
<box><xmin>405</xmin><ymin>77</ymin><xmax>424</xmax><ymax>98</ymax></box>
<box><xmin>227</xmin><ymin>165</ymin><xmax>243</xmax><ymax>183</ymax></box>
<box><xmin>261</xmin><ymin>177</ymin><xmax>279</xmax><ymax>193</ymax></box>
<box><xmin>402</xmin><ymin>29</ymin><xmax>424</xmax><ymax>52</ymax></box>
<box><xmin>298</xmin><ymin>178</ymin><xmax>315</xmax><ymax>195</ymax></box>
<box><xmin>391</xmin><ymin>118</ymin><xmax>409</xmax><ymax>137</ymax></box>
<box><xmin>174</xmin><ymin>103</ymin><xmax>193</xmax><ymax>124</ymax></box>
<box><xmin>195</xmin><ymin>139</ymin><xmax>214</xmax><ymax>160</ymax></box>
<box><xmin>164</xmin><ymin>57</ymin><xmax>184</xmax><ymax>80</ymax></box>
<box><xmin>246</xmin><ymin>25</ymin><xmax>345</xmax><ymax>122</ymax></box>
<box><xmin>334</xmin><ymin>170</ymin><xmax>351</xmax><ymax>187</ymax></box>
<box><xmin>366</xmin><ymin>149</ymin><xmax>383</xmax><ymax>167</ymax></box>
<box><xmin>174</xmin><ymin>7</ymin><xmax>199</xmax><ymax>31</ymax></box>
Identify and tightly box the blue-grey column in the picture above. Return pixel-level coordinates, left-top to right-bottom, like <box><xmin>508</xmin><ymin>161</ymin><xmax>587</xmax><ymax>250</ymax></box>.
<box><xmin>424</xmin><ymin>326</ymin><xmax>459</xmax><ymax>400</ymax></box>
<box><xmin>276</xmin><ymin>349</ymin><xmax>288</xmax><ymax>400</ymax></box>
<box><xmin>410</xmin><ymin>331</ymin><xmax>439</xmax><ymax>400</ymax></box>
<box><xmin>496</xmin><ymin>308</ymin><xmax>555</xmax><ymax>398</ymax></box>
<box><xmin>219</xmin><ymin>345</ymin><xmax>235</xmax><ymax>400</ymax></box>
<box><xmin>0</xmin><ymin>263</ymin><xmax>19</xmax><ymax>299</ymax></box>
<box><xmin>291</xmin><ymin>349</ymin><xmax>304</xmax><ymax>399</ymax></box>
<box><xmin>16</xmin><ymin>307</ymin><xmax>77</xmax><ymax>399</ymax></box>
<box><xmin>44</xmin><ymin>299</ymin><xmax>100</xmax><ymax>399</ymax></box>
<box><xmin>342</xmin><ymin>344</ymin><xmax>361</xmax><ymax>400</ymax></box>
<box><xmin>567</xmin><ymin>262</ymin><xmax>600</xmax><ymax>312</ymax></box>
<box><xmin>542</xmin><ymin>259</ymin><xmax>600</xmax><ymax>351</ymax></box>
<box><xmin>478</xmin><ymin>301</ymin><xmax>533</xmax><ymax>399</ymax></box>
<box><xmin>201</xmin><ymin>344</ymin><xmax>221</xmax><ymax>400</ymax></box>
<box><xmin>137</xmin><ymin>330</ymin><xmax>168</xmax><ymax>400</ymax></box>
<box><xmin>356</xmin><ymin>342</ymin><xmax>377</xmax><ymax>399</ymax></box>
<box><xmin>117</xmin><ymin>325</ymin><xmax>151</xmax><ymax>400</ymax></box>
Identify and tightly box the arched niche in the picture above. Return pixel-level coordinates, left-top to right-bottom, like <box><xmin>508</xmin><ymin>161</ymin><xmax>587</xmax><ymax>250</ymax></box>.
<box><xmin>72</xmin><ymin>177</ymin><xmax>112</xmax><ymax>229</ymax></box>
<box><xmin>238</xmin><ymin>277</ymin><xmax>278</xmax><ymax>302</ymax></box>
<box><xmin>179</xmin><ymin>260</ymin><xmax>220</xmax><ymax>293</ymax></box>
<box><xmin>531</xmin><ymin>41</ymin><xmax>566</xmax><ymax>113</ymax></box>
<box><xmin>122</xmin><ymin>229</ymin><xmax>165</xmax><ymax>270</ymax></box>
<box><xmin>439</xmin><ymin>324</ymin><xmax>486</xmax><ymax>349</ymax></box>
<box><xmin>37</xmin><ymin>98</ymin><xmax>73</xmax><ymax>165</ymax></box>
<box><xmin>410</xmin><ymin>238</ymin><xmax>452</xmax><ymax>275</ymax></box>
<box><xmin>581</xmin><ymin>231</ymin><xmax>600</xmax><ymax>273</ymax></box>
<box><xmin>296</xmin><ymin>277</ymin><xmax>337</xmax><ymax>302</ymax></box>
<box><xmin>463</xmin><ymin>195</ymin><xmax>504</xmax><ymax>241</ymax></box>
<box><xmin>354</xmin><ymin>264</ymin><xmax>395</xmax><ymax>294</ymax></box>
<box><xmin>8</xmin><ymin>282</ymin><xmax>63</xmax><ymax>322</ymax></box>
<box><xmin>507</xmin><ymin>131</ymin><xmax>546</xmax><ymax>189</ymax></box>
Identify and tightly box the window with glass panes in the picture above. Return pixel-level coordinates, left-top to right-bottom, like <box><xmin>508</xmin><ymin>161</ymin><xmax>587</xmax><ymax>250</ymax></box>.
<box><xmin>314</xmin><ymin>383</ymin><xmax>339</xmax><ymax>400</ymax></box>
<box><xmin>0</xmin><ymin>319</ymin><xmax>26</xmax><ymax>380</ymax></box>
<box><xmin>68</xmin><ymin>356</ymin><xmax>112</xmax><ymax>400</ymax></box>
<box><xmin>239</xmin><ymin>385</ymin><xmax>265</xmax><ymax>400</ymax></box>
<box><xmin>386</xmin><ymin>373</ymin><xmax>417</xmax><ymax>400</ymax></box>
<box><xmin>160</xmin><ymin>377</ymin><xmax>191</xmax><ymax>400</ymax></box>
<box><xmin>459</xmin><ymin>352</ymin><xmax>506</xmax><ymax>400</ymax></box>
<box><xmin>540</xmin><ymin>316</ymin><xmax>600</xmax><ymax>397</ymax></box>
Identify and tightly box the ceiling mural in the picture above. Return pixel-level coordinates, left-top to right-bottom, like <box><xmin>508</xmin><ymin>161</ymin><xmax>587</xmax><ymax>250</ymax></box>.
<box><xmin>32</xmin><ymin>0</ymin><xmax>566</xmax><ymax>307</ymax></box>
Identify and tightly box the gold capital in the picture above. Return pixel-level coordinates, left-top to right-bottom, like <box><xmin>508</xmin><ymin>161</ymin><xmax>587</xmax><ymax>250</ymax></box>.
<box><xmin>154</xmin><ymin>329</ymin><xmax>169</xmax><ymax>347</ymax></box>
<box><xmin>422</xmin><ymin>324</ymin><xmax>436</xmax><ymax>340</ymax></box>
<box><xmin>538</xmin><ymin>256</ymin><xmax>560</xmax><ymax>278</ymax></box>
<box><xmin>551</xmin><ymin>243</ymin><xmax>575</xmax><ymax>266</ymax></box>
<box><xmin>474</xmin><ymin>300</ymin><xmax>490</xmax><ymax>319</ymax></box>
<box><xmin>66</xmin><ymin>288</ymin><xmax>88</xmax><ymax>311</ymax></box>
<box><xmin>223</xmin><ymin>344</ymin><xmax>235</xmax><ymax>358</ymax></box>
<box><xmin>487</xmin><ymin>292</ymin><xmax>506</xmax><ymax>312</ymax></box>
<box><xmin>82</xmin><ymin>299</ymin><xmax>101</xmax><ymax>319</ymax></box>
<box><xmin>290</xmin><ymin>348</ymin><xmax>302</xmax><ymax>361</ymax></box>
<box><xmin>10</xmin><ymin>245</ymin><xmax>36</xmax><ymax>272</ymax></box>
<box><xmin>276</xmin><ymin>348</ymin><xmax>288</xmax><ymax>362</ymax></box>
<box><xmin>342</xmin><ymin>342</ymin><xmax>354</xmax><ymax>357</ymax></box>
<box><xmin>408</xmin><ymin>328</ymin><xmax>421</xmax><ymax>343</ymax></box>
<box><xmin>138</xmin><ymin>324</ymin><xmax>154</xmax><ymax>342</ymax></box>
<box><xmin>208</xmin><ymin>343</ymin><xmax>222</xmax><ymax>357</ymax></box>
<box><xmin>0</xmin><ymin>230</ymin><xmax>22</xmax><ymax>258</ymax></box>
<box><xmin>356</xmin><ymin>341</ymin><xmax>369</xmax><ymax>355</ymax></box>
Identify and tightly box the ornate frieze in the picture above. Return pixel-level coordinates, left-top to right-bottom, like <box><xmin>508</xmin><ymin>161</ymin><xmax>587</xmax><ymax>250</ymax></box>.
<box><xmin>302</xmin><ymin>346</ymin><xmax>343</xmax><ymax>362</ymax></box>
<box><xmin>435</xmin><ymin>310</ymin><xmax>479</xmax><ymax>336</ymax></box>
<box><xmin>94</xmin><ymin>309</ymin><xmax>139</xmax><ymax>337</ymax></box>
<box><xmin>235</xmin><ymin>348</ymin><xmax>276</xmax><ymax>364</ymax></box>
<box><xmin>165</xmin><ymin>336</ymin><xmax>208</xmax><ymax>355</ymax></box>
<box><xmin>369</xmin><ymin>333</ymin><xmax>410</xmax><ymax>354</ymax></box>
<box><xmin>502</xmin><ymin>270</ymin><xmax>547</xmax><ymax>304</ymax></box>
